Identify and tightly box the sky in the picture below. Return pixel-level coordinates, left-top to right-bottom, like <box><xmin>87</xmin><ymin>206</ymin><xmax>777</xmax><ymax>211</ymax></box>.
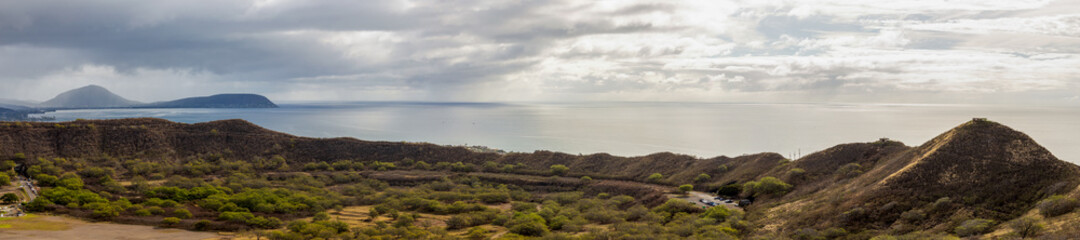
<box><xmin>1</xmin><ymin>0</ymin><xmax>1079</xmax><ymax>104</ymax></box>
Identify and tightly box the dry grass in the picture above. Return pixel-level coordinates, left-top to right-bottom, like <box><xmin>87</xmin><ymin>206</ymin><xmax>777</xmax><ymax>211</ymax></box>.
<box><xmin>0</xmin><ymin>214</ymin><xmax>71</xmax><ymax>231</ymax></box>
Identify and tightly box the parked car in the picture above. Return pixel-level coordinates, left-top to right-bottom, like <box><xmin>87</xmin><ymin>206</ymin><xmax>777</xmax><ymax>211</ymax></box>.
<box><xmin>724</xmin><ymin>200</ymin><xmax>734</xmax><ymax>203</ymax></box>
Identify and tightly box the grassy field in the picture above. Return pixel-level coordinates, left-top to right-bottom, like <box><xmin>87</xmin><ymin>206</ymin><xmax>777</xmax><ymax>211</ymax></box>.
<box><xmin>0</xmin><ymin>214</ymin><xmax>220</xmax><ymax>240</ymax></box>
<box><xmin>0</xmin><ymin>214</ymin><xmax>71</xmax><ymax>230</ymax></box>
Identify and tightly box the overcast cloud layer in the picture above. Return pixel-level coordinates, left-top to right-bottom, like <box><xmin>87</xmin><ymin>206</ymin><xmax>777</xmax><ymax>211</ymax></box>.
<box><xmin>2</xmin><ymin>0</ymin><xmax>1079</xmax><ymax>104</ymax></box>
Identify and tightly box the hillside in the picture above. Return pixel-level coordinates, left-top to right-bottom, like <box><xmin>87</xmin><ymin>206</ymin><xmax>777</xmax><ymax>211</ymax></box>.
<box><xmin>39</xmin><ymin>85</ymin><xmax>141</xmax><ymax>109</ymax></box>
<box><xmin>137</xmin><ymin>94</ymin><xmax>278</xmax><ymax>108</ymax></box>
<box><xmin>0</xmin><ymin>118</ymin><xmax>770</xmax><ymax>186</ymax></box>
<box><xmin>2</xmin><ymin>118</ymin><xmax>1079</xmax><ymax>239</ymax></box>
<box><xmin>752</xmin><ymin>119</ymin><xmax>1080</xmax><ymax>238</ymax></box>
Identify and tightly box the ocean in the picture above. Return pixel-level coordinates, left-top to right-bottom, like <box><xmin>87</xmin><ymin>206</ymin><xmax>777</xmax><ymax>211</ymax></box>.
<box><xmin>31</xmin><ymin>102</ymin><xmax>1080</xmax><ymax>164</ymax></box>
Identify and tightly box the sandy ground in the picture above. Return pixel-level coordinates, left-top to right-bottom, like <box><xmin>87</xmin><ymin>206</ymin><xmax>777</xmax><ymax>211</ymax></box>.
<box><xmin>0</xmin><ymin>215</ymin><xmax>222</xmax><ymax>240</ymax></box>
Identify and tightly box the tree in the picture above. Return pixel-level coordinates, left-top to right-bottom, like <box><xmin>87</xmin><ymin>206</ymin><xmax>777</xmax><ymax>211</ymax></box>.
<box><xmin>550</xmin><ymin>164</ymin><xmax>569</xmax><ymax>176</ymax></box>
<box><xmin>1</xmin><ymin>193</ymin><xmax>18</xmax><ymax>204</ymax></box>
<box><xmin>647</xmin><ymin>173</ymin><xmax>664</xmax><ymax>183</ymax></box>
<box><xmin>1009</xmin><ymin>216</ymin><xmax>1045</xmax><ymax>238</ymax></box>
<box><xmin>678</xmin><ymin>184</ymin><xmax>693</xmax><ymax>195</ymax></box>
<box><xmin>694</xmin><ymin>173</ymin><xmax>711</xmax><ymax>183</ymax></box>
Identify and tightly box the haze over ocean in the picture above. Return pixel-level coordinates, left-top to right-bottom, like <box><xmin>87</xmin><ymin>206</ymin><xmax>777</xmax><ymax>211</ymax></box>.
<box><xmin>35</xmin><ymin>102</ymin><xmax>1080</xmax><ymax>163</ymax></box>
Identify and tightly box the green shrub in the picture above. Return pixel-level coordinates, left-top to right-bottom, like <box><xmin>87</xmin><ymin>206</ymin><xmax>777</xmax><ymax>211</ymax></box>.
<box><xmin>678</xmin><ymin>184</ymin><xmax>693</xmax><ymax>194</ymax></box>
<box><xmin>792</xmin><ymin>228</ymin><xmax>824</xmax><ymax>240</ymax></box>
<box><xmin>507</xmin><ymin>213</ymin><xmax>548</xmax><ymax>236</ymax></box>
<box><xmin>550</xmin><ymin>164</ymin><xmax>569</xmax><ymax>176</ymax></box>
<box><xmin>194</xmin><ymin>220</ymin><xmax>213</xmax><ymax>230</ymax></box>
<box><xmin>1009</xmin><ymin>216</ymin><xmax>1045</xmax><ymax>238</ymax></box>
<box><xmin>899</xmin><ymin>209</ymin><xmax>925</xmax><ymax>223</ymax></box>
<box><xmin>134</xmin><ymin>208</ymin><xmax>152</xmax><ymax>216</ymax></box>
<box><xmin>1037</xmin><ymin>195</ymin><xmax>1078</xmax><ymax>217</ymax></box>
<box><xmin>954</xmin><ymin>218</ymin><xmax>995</xmax><ymax>237</ymax></box>
<box><xmin>173</xmin><ymin>209</ymin><xmax>193</xmax><ymax>219</ymax></box>
<box><xmin>822</xmin><ymin>227</ymin><xmax>848</xmax><ymax>239</ymax></box>
<box><xmin>743</xmin><ymin>177</ymin><xmax>792</xmax><ymax>197</ymax></box>
<box><xmin>162</xmin><ymin>217</ymin><xmax>182</xmax><ymax>226</ymax></box>
<box><xmin>717</xmin><ymin>184</ymin><xmax>742</xmax><ymax>196</ymax></box>
<box><xmin>694</xmin><ymin>173</ymin><xmax>711</xmax><ymax>183</ymax></box>
<box><xmin>836</xmin><ymin>163</ymin><xmax>863</xmax><ymax>178</ymax></box>
<box><xmin>647</xmin><ymin>173</ymin><xmax>663</xmax><ymax>182</ymax></box>
<box><xmin>701</xmin><ymin>205</ymin><xmax>730</xmax><ymax>221</ymax></box>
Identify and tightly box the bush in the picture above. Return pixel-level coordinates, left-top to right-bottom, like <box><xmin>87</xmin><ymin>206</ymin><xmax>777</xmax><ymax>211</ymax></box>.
<box><xmin>701</xmin><ymin>205</ymin><xmax>731</xmax><ymax>221</ymax></box>
<box><xmin>550</xmin><ymin>164</ymin><xmax>569</xmax><ymax>176</ymax></box>
<box><xmin>717</xmin><ymin>184</ymin><xmax>742</xmax><ymax>197</ymax></box>
<box><xmin>899</xmin><ymin>209</ymin><xmax>925</xmax><ymax>223</ymax></box>
<box><xmin>1009</xmin><ymin>216</ymin><xmax>1045</xmax><ymax>238</ymax></box>
<box><xmin>743</xmin><ymin>177</ymin><xmax>792</xmax><ymax>197</ymax></box>
<box><xmin>173</xmin><ymin>209</ymin><xmax>193</xmax><ymax>219</ymax></box>
<box><xmin>836</xmin><ymin>163</ymin><xmax>863</xmax><ymax>178</ymax></box>
<box><xmin>507</xmin><ymin>213</ymin><xmax>548</xmax><ymax>236</ymax></box>
<box><xmin>792</xmin><ymin>228</ymin><xmax>824</xmax><ymax>240</ymax></box>
<box><xmin>1037</xmin><ymin>195</ymin><xmax>1078</xmax><ymax>217</ymax></box>
<box><xmin>134</xmin><ymin>208</ymin><xmax>152</xmax><ymax>216</ymax></box>
<box><xmin>694</xmin><ymin>173</ymin><xmax>711</xmax><ymax>183</ymax></box>
<box><xmin>954</xmin><ymin>218</ymin><xmax>995</xmax><ymax>237</ymax></box>
<box><xmin>678</xmin><ymin>184</ymin><xmax>693</xmax><ymax>194</ymax></box>
<box><xmin>653</xmin><ymin>199</ymin><xmax>703</xmax><ymax>216</ymax></box>
<box><xmin>822</xmin><ymin>227</ymin><xmax>847</xmax><ymax>239</ymax></box>
<box><xmin>931</xmin><ymin>197</ymin><xmax>952</xmax><ymax>212</ymax></box>
<box><xmin>647</xmin><ymin>173</ymin><xmax>663</xmax><ymax>183</ymax></box>
<box><xmin>1</xmin><ymin>193</ymin><xmax>17</xmax><ymax>204</ymax></box>
<box><xmin>162</xmin><ymin>217</ymin><xmax>182</xmax><ymax>226</ymax></box>
<box><xmin>194</xmin><ymin>220</ymin><xmax>213</xmax><ymax>230</ymax></box>
<box><xmin>25</xmin><ymin>198</ymin><xmax>54</xmax><ymax>212</ymax></box>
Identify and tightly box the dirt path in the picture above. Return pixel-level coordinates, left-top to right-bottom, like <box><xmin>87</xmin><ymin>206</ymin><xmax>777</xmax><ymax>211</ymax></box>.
<box><xmin>0</xmin><ymin>215</ymin><xmax>221</xmax><ymax>240</ymax></box>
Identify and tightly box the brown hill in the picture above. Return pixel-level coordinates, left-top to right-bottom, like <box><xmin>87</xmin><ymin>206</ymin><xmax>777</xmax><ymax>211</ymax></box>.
<box><xmin>864</xmin><ymin>119</ymin><xmax>1079</xmax><ymax>219</ymax></box>
<box><xmin>754</xmin><ymin>119</ymin><xmax>1080</xmax><ymax>236</ymax></box>
<box><xmin>0</xmin><ymin>118</ymin><xmax>782</xmax><ymax>187</ymax></box>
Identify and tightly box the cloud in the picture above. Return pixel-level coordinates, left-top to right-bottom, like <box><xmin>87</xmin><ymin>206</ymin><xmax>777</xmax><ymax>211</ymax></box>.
<box><xmin>0</xmin><ymin>0</ymin><xmax>1078</xmax><ymax>104</ymax></box>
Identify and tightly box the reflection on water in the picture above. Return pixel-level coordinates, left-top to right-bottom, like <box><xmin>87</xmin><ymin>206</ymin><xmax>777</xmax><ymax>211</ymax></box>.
<box><xmin>34</xmin><ymin>102</ymin><xmax>1080</xmax><ymax>163</ymax></box>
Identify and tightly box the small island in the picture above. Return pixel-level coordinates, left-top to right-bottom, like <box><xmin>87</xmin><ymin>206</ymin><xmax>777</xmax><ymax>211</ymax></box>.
<box><xmin>0</xmin><ymin>85</ymin><xmax>277</xmax><ymax>120</ymax></box>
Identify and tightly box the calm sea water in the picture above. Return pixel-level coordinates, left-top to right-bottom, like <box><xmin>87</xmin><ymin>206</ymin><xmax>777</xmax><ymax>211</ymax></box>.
<box><xmin>32</xmin><ymin>102</ymin><xmax>1080</xmax><ymax>164</ymax></box>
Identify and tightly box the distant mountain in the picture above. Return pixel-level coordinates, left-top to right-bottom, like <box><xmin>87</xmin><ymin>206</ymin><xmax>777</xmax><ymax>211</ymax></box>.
<box><xmin>0</xmin><ymin>98</ymin><xmax>40</xmax><ymax>110</ymax></box>
<box><xmin>39</xmin><ymin>85</ymin><xmax>141</xmax><ymax>109</ymax></box>
<box><xmin>138</xmin><ymin>94</ymin><xmax>279</xmax><ymax>108</ymax></box>
<box><xmin>31</xmin><ymin>85</ymin><xmax>277</xmax><ymax>109</ymax></box>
